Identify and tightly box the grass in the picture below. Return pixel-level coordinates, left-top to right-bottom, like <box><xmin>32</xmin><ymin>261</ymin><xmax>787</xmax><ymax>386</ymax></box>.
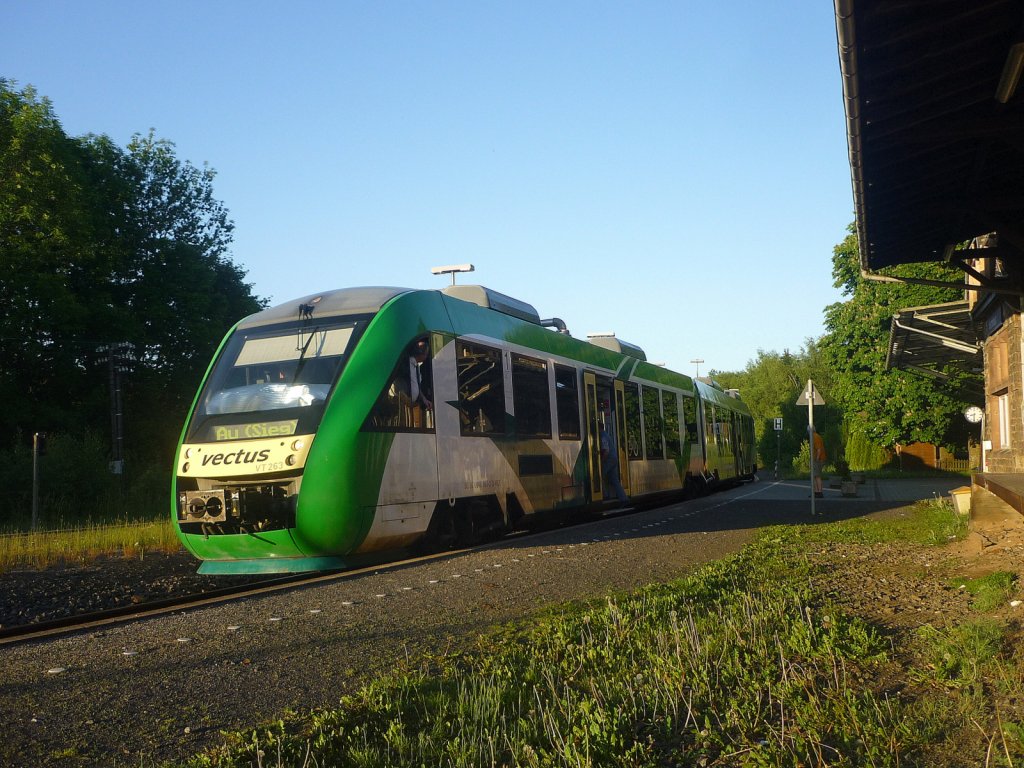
<box><xmin>0</xmin><ymin>518</ymin><xmax>181</xmax><ymax>572</ymax></box>
<box><xmin>950</xmin><ymin>572</ymin><xmax>1019</xmax><ymax>613</ymax></box>
<box><xmin>178</xmin><ymin>497</ymin><xmax>1024</xmax><ymax>768</ymax></box>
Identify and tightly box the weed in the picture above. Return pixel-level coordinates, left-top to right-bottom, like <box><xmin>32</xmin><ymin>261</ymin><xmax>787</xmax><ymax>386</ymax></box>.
<box><xmin>950</xmin><ymin>571</ymin><xmax>1018</xmax><ymax>612</ymax></box>
<box><xmin>174</xmin><ymin>501</ymin><xmax>1022</xmax><ymax>768</ymax></box>
<box><xmin>915</xmin><ymin>619</ymin><xmax>1006</xmax><ymax>686</ymax></box>
<box><xmin>0</xmin><ymin>519</ymin><xmax>181</xmax><ymax>572</ymax></box>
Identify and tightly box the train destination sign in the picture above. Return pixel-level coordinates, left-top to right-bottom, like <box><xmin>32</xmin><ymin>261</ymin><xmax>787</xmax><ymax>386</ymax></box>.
<box><xmin>209</xmin><ymin>420</ymin><xmax>298</xmax><ymax>442</ymax></box>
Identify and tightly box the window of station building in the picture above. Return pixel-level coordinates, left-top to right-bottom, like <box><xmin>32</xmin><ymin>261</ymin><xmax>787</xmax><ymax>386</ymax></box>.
<box><xmin>990</xmin><ymin>338</ymin><xmax>1010</xmax><ymax>393</ymax></box>
<box><xmin>642</xmin><ymin>386</ymin><xmax>665</xmax><ymax>460</ymax></box>
<box><xmin>364</xmin><ymin>335</ymin><xmax>435</xmax><ymax>433</ymax></box>
<box><xmin>456</xmin><ymin>341</ymin><xmax>506</xmax><ymax>436</ymax></box>
<box><xmin>663</xmin><ymin>391</ymin><xmax>681</xmax><ymax>460</ymax></box>
<box><xmin>554</xmin><ymin>364</ymin><xmax>581</xmax><ymax>440</ymax></box>
<box><xmin>998</xmin><ymin>393</ymin><xmax>1011</xmax><ymax>449</ymax></box>
<box><xmin>625</xmin><ymin>382</ymin><xmax>642</xmax><ymax>460</ymax></box>
<box><xmin>682</xmin><ymin>395</ymin><xmax>698</xmax><ymax>446</ymax></box>
<box><xmin>512</xmin><ymin>354</ymin><xmax>552</xmax><ymax>438</ymax></box>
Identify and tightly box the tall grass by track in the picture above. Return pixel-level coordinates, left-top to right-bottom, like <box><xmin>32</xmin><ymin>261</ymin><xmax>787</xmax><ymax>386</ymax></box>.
<box><xmin>0</xmin><ymin>519</ymin><xmax>181</xmax><ymax>572</ymax></box>
<box><xmin>184</xmin><ymin>499</ymin><xmax>1022</xmax><ymax>768</ymax></box>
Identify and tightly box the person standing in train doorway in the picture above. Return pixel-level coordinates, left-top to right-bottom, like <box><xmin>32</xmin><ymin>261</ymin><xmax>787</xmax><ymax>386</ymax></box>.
<box><xmin>600</xmin><ymin>416</ymin><xmax>629</xmax><ymax>505</ymax></box>
<box><xmin>408</xmin><ymin>337</ymin><xmax>433</xmax><ymax>428</ymax></box>
<box><xmin>812</xmin><ymin>428</ymin><xmax>827</xmax><ymax>499</ymax></box>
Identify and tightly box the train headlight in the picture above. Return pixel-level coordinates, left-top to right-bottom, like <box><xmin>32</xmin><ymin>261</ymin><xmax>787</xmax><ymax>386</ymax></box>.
<box><xmin>184</xmin><ymin>448</ymin><xmax>193</xmax><ymax>459</ymax></box>
<box><xmin>291</xmin><ymin>439</ymin><xmax>305</xmax><ymax>452</ymax></box>
<box><xmin>286</xmin><ymin>455</ymin><xmax>297</xmax><ymax>466</ymax></box>
<box><xmin>182</xmin><ymin>462</ymin><xmax>190</xmax><ymax>472</ymax></box>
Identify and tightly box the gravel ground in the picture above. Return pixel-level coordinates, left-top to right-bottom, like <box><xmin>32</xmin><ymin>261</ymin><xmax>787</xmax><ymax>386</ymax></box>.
<box><xmin>3</xmin><ymin>477</ymin><xmax>1019</xmax><ymax>768</ymax></box>
<box><xmin>0</xmin><ymin>553</ymin><xmax>271</xmax><ymax>629</ymax></box>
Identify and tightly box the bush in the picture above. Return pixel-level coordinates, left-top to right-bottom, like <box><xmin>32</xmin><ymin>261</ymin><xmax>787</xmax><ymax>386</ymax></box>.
<box><xmin>796</xmin><ymin>439</ymin><xmax>811</xmax><ymax>473</ymax></box>
<box><xmin>0</xmin><ymin>431</ymin><xmax>169</xmax><ymax>530</ymax></box>
<box><xmin>845</xmin><ymin>429</ymin><xmax>889</xmax><ymax>471</ymax></box>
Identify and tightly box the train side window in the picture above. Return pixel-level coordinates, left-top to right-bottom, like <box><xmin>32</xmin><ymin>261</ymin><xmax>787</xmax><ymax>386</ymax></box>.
<box><xmin>512</xmin><ymin>354</ymin><xmax>552</xmax><ymax>438</ymax></box>
<box><xmin>663</xmin><ymin>392</ymin><xmax>681</xmax><ymax>460</ymax></box>
<box><xmin>364</xmin><ymin>336</ymin><xmax>435</xmax><ymax>432</ymax></box>
<box><xmin>625</xmin><ymin>382</ymin><xmax>642</xmax><ymax>460</ymax></box>
<box><xmin>682</xmin><ymin>395</ymin><xmax>698</xmax><ymax>445</ymax></box>
<box><xmin>720</xmin><ymin>411</ymin><xmax>732</xmax><ymax>454</ymax></box>
<box><xmin>642</xmin><ymin>386</ymin><xmax>665</xmax><ymax>459</ymax></box>
<box><xmin>704</xmin><ymin>399</ymin><xmax>712</xmax><ymax>454</ymax></box>
<box><xmin>456</xmin><ymin>341</ymin><xmax>506</xmax><ymax>436</ymax></box>
<box><xmin>554</xmin><ymin>365</ymin><xmax>580</xmax><ymax>440</ymax></box>
<box><xmin>704</xmin><ymin>402</ymin><xmax>717</xmax><ymax>452</ymax></box>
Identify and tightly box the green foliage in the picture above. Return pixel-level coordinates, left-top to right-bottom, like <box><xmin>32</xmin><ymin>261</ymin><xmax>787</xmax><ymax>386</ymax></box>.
<box><xmin>0</xmin><ymin>518</ymin><xmax>180</xmax><ymax>571</ymax></box>
<box><xmin>712</xmin><ymin>344</ymin><xmax>841</xmax><ymax>473</ymax></box>
<box><xmin>820</xmin><ymin>224</ymin><xmax>977</xmax><ymax>448</ymax></box>
<box><xmin>178</xmin><ymin>504</ymin><xmax>1023</xmax><ymax>768</ymax></box>
<box><xmin>797</xmin><ymin>496</ymin><xmax>969</xmax><ymax>547</ymax></box>
<box><xmin>187</xmin><ymin>539</ymin><xmax>920</xmax><ymax>768</ymax></box>
<box><xmin>0</xmin><ymin>79</ymin><xmax>264</xmax><ymax>523</ymax></box>
<box><xmin>950</xmin><ymin>572</ymin><xmax>1018</xmax><ymax>613</ymax></box>
<box><xmin>844</xmin><ymin>426</ymin><xmax>890</xmax><ymax>471</ymax></box>
<box><xmin>0</xmin><ymin>431</ymin><xmax>168</xmax><ymax>529</ymax></box>
<box><xmin>915</xmin><ymin>620</ymin><xmax>1006</xmax><ymax>686</ymax></box>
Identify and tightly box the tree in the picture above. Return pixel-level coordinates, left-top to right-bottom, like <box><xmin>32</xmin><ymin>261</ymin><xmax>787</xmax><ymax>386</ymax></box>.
<box><xmin>0</xmin><ymin>81</ymin><xmax>122</xmax><ymax>440</ymax></box>
<box><xmin>820</xmin><ymin>224</ymin><xmax>974</xmax><ymax>449</ymax></box>
<box><xmin>712</xmin><ymin>343</ymin><xmax>841</xmax><ymax>473</ymax></box>
<box><xmin>0</xmin><ymin>79</ymin><xmax>263</xmax><ymax>465</ymax></box>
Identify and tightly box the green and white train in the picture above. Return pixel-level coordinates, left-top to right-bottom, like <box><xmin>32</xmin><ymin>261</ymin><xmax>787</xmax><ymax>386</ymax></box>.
<box><xmin>173</xmin><ymin>285</ymin><xmax>756</xmax><ymax>574</ymax></box>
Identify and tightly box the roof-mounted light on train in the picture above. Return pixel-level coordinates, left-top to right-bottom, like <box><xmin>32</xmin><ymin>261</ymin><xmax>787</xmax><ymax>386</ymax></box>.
<box><xmin>430</xmin><ymin>263</ymin><xmax>475</xmax><ymax>285</ymax></box>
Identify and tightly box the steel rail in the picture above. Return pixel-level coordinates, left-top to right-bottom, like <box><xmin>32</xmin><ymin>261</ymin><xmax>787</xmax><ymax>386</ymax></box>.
<box><xmin>0</xmin><ymin>535</ymin><xmax>541</xmax><ymax>647</ymax></box>
<box><xmin>0</xmin><ymin>499</ymin><xmax>659</xmax><ymax>648</ymax></box>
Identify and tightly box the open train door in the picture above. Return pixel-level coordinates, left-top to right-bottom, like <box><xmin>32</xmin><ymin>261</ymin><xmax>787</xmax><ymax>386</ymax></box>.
<box><xmin>583</xmin><ymin>371</ymin><xmax>602</xmax><ymax>502</ymax></box>
<box><xmin>613</xmin><ymin>380</ymin><xmax>631</xmax><ymax>496</ymax></box>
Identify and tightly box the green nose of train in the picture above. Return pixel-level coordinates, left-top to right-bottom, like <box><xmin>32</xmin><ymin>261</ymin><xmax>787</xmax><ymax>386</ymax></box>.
<box><xmin>173</xmin><ymin>285</ymin><xmax>756</xmax><ymax>575</ymax></box>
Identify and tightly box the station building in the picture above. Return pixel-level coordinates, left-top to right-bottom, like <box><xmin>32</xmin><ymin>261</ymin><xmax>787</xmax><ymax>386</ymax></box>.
<box><xmin>834</xmin><ymin>0</ymin><xmax>1024</xmax><ymax>515</ymax></box>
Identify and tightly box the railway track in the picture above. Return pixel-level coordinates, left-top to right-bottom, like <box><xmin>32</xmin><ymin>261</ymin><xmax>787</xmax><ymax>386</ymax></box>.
<box><xmin>3</xmin><ymin>485</ymin><xmax>736</xmax><ymax>650</ymax></box>
<box><xmin>0</xmin><ymin>547</ymin><xmax>469</xmax><ymax>647</ymax></box>
<box><xmin>0</xmin><ymin>527</ymin><xmax>582</xmax><ymax>647</ymax></box>
<box><xmin>0</xmin><ymin>503</ymin><xmax>649</xmax><ymax>647</ymax></box>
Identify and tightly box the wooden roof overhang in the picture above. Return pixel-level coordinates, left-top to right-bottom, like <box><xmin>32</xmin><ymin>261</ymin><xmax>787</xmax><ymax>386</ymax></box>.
<box><xmin>836</xmin><ymin>0</ymin><xmax>1024</xmax><ymax>271</ymax></box>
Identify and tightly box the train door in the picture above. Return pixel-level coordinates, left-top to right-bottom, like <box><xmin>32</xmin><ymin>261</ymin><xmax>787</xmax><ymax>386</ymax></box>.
<box><xmin>583</xmin><ymin>372</ymin><xmax>602</xmax><ymax>502</ymax></box>
<box><xmin>613</xmin><ymin>380</ymin><xmax>630</xmax><ymax>496</ymax></box>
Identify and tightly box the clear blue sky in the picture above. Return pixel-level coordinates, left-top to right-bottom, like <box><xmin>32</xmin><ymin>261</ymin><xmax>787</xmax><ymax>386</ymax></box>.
<box><xmin>3</xmin><ymin>1</ymin><xmax>852</xmax><ymax>374</ymax></box>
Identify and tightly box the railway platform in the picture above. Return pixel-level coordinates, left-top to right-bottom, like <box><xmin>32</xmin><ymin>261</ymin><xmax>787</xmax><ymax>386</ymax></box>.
<box><xmin>749</xmin><ymin>475</ymin><xmax>963</xmax><ymax>504</ymax></box>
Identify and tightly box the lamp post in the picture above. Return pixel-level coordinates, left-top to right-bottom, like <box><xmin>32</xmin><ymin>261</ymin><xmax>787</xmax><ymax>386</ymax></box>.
<box><xmin>430</xmin><ymin>263</ymin><xmax>475</xmax><ymax>285</ymax></box>
<box><xmin>690</xmin><ymin>358</ymin><xmax>704</xmax><ymax>380</ymax></box>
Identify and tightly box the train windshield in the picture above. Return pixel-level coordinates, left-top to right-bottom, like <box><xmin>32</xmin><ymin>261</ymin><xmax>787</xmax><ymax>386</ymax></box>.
<box><xmin>186</xmin><ymin>319</ymin><xmax>364</xmax><ymax>442</ymax></box>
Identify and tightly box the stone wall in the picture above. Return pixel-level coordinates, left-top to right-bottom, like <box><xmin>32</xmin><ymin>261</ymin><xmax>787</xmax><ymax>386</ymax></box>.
<box><xmin>983</xmin><ymin>311</ymin><xmax>1024</xmax><ymax>473</ymax></box>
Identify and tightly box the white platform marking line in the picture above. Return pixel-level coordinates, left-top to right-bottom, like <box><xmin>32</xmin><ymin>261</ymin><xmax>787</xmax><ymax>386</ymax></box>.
<box><xmin>701</xmin><ymin>481</ymin><xmax>781</xmax><ymax>513</ymax></box>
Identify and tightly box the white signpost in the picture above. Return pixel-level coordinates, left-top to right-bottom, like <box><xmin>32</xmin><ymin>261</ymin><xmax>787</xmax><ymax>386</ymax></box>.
<box><xmin>773</xmin><ymin>418</ymin><xmax>783</xmax><ymax>478</ymax></box>
<box><xmin>796</xmin><ymin>380</ymin><xmax>825</xmax><ymax>515</ymax></box>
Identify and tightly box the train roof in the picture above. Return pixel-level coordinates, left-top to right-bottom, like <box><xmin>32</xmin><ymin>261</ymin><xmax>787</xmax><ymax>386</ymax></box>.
<box><xmin>236</xmin><ymin>286</ymin><xmax>413</xmax><ymax>329</ymax></box>
<box><xmin>233</xmin><ymin>287</ymin><xmax>743</xmax><ymax>406</ymax></box>
<box><xmin>585</xmin><ymin>333</ymin><xmax>647</xmax><ymax>361</ymax></box>
<box><xmin>441</xmin><ymin>285</ymin><xmax>542</xmax><ymax>324</ymax></box>
<box><xmin>695</xmin><ymin>378</ymin><xmax>752</xmax><ymax>415</ymax></box>
<box><xmin>237</xmin><ymin>284</ymin><xmax>547</xmax><ymax>330</ymax></box>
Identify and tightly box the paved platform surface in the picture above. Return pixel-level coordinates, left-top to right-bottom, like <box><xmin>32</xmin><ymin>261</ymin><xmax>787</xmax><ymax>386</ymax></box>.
<box><xmin>749</xmin><ymin>475</ymin><xmax>963</xmax><ymax>504</ymax></box>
